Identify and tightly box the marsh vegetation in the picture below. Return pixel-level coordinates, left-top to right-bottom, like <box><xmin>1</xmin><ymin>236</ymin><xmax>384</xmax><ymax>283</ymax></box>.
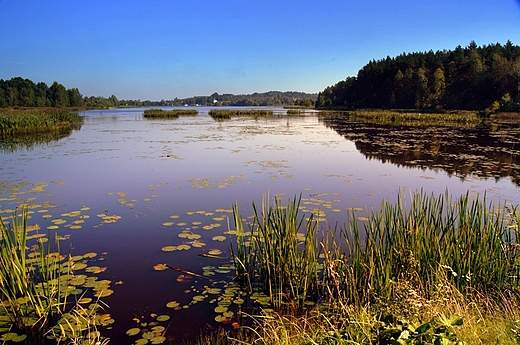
<box><xmin>0</xmin><ymin>109</ymin><xmax>83</xmax><ymax>138</ymax></box>
<box><xmin>142</xmin><ymin>109</ymin><xmax>198</xmax><ymax>118</ymax></box>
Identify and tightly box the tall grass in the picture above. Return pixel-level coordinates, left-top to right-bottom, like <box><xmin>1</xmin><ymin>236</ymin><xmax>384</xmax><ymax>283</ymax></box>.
<box><xmin>231</xmin><ymin>191</ymin><xmax>520</xmax><ymax>307</ymax></box>
<box><xmin>348</xmin><ymin>109</ymin><xmax>482</xmax><ymax>125</ymax></box>
<box><xmin>231</xmin><ymin>195</ymin><xmax>320</xmax><ymax>307</ymax></box>
<box><xmin>223</xmin><ymin>191</ymin><xmax>520</xmax><ymax>344</ymax></box>
<box><xmin>209</xmin><ymin>109</ymin><xmax>273</xmax><ymax>120</ymax></box>
<box><xmin>0</xmin><ymin>109</ymin><xmax>83</xmax><ymax>138</ymax></box>
<box><xmin>0</xmin><ymin>211</ymin><xmax>108</xmax><ymax>344</ymax></box>
<box><xmin>143</xmin><ymin>108</ymin><xmax>198</xmax><ymax>118</ymax></box>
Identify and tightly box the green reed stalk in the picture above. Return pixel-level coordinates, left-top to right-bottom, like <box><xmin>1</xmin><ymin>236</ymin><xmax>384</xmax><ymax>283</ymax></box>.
<box><xmin>143</xmin><ymin>109</ymin><xmax>198</xmax><ymax>118</ymax></box>
<box><xmin>339</xmin><ymin>190</ymin><xmax>520</xmax><ymax>306</ymax></box>
<box><xmin>0</xmin><ymin>110</ymin><xmax>82</xmax><ymax>138</ymax></box>
<box><xmin>231</xmin><ymin>195</ymin><xmax>320</xmax><ymax>307</ymax></box>
<box><xmin>209</xmin><ymin>109</ymin><xmax>273</xmax><ymax>120</ymax></box>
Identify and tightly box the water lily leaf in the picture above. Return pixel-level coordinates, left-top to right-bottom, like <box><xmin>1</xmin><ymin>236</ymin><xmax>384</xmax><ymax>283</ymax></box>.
<box><xmin>135</xmin><ymin>338</ymin><xmax>149</xmax><ymax>345</ymax></box>
<box><xmin>193</xmin><ymin>295</ymin><xmax>206</xmax><ymax>302</ymax></box>
<box><xmin>212</xmin><ymin>235</ymin><xmax>226</xmax><ymax>242</ymax></box>
<box><xmin>126</xmin><ymin>328</ymin><xmax>141</xmax><ymax>336</ymax></box>
<box><xmin>83</xmin><ymin>252</ymin><xmax>97</xmax><ymax>259</ymax></box>
<box><xmin>223</xmin><ymin>311</ymin><xmax>234</xmax><ymax>318</ymax></box>
<box><xmin>191</xmin><ymin>240</ymin><xmax>205</xmax><ymax>248</ymax></box>
<box><xmin>72</xmin><ymin>263</ymin><xmax>88</xmax><ymax>270</ymax></box>
<box><xmin>208</xmin><ymin>249</ymin><xmax>222</xmax><ymax>256</ymax></box>
<box><xmin>78</xmin><ymin>297</ymin><xmax>92</xmax><ymax>304</ymax></box>
<box><xmin>233</xmin><ymin>298</ymin><xmax>245</xmax><ymax>305</ymax></box>
<box><xmin>162</xmin><ymin>222</ymin><xmax>175</xmax><ymax>227</ymax></box>
<box><xmin>169</xmin><ymin>215</ymin><xmax>180</xmax><ymax>219</ymax></box>
<box><xmin>94</xmin><ymin>289</ymin><xmax>114</xmax><ymax>297</ymax></box>
<box><xmin>161</xmin><ymin>246</ymin><xmax>177</xmax><ymax>252</ymax></box>
<box><xmin>153</xmin><ymin>263</ymin><xmax>168</xmax><ymax>271</ymax></box>
<box><xmin>47</xmin><ymin>225</ymin><xmax>59</xmax><ymax>230</ymax></box>
<box><xmin>176</xmin><ymin>244</ymin><xmax>191</xmax><ymax>250</ymax></box>
<box><xmin>156</xmin><ymin>315</ymin><xmax>170</xmax><ymax>322</ymax></box>
<box><xmin>166</xmin><ymin>301</ymin><xmax>180</xmax><ymax>308</ymax></box>
<box><xmin>151</xmin><ymin>326</ymin><xmax>165</xmax><ymax>333</ymax></box>
<box><xmin>177</xmin><ymin>222</ymin><xmax>187</xmax><ymax>226</ymax></box>
<box><xmin>214</xmin><ymin>306</ymin><xmax>228</xmax><ymax>313</ymax></box>
<box><xmin>215</xmin><ymin>315</ymin><xmax>227</xmax><ymax>322</ymax></box>
<box><xmin>150</xmin><ymin>336</ymin><xmax>166</xmax><ymax>344</ymax></box>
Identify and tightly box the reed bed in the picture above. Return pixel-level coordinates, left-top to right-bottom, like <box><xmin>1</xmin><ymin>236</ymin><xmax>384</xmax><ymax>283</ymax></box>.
<box><xmin>286</xmin><ymin>109</ymin><xmax>305</xmax><ymax>116</ymax></box>
<box><xmin>222</xmin><ymin>191</ymin><xmax>520</xmax><ymax>344</ymax></box>
<box><xmin>231</xmin><ymin>195</ymin><xmax>320</xmax><ymax>308</ymax></box>
<box><xmin>142</xmin><ymin>108</ymin><xmax>198</xmax><ymax>118</ymax></box>
<box><xmin>0</xmin><ymin>211</ymin><xmax>108</xmax><ymax>344</ymax></box>
<box><xmin>349</xmin><ymin>109</ymin><xmax>482</xmax><ymax>125</ymax></box>
<box><xmin>0</xmin><ymin>109</ymin><xmax>83</xmax><ymax>138</ymax></box>
<box><xmin>209</xmin><ymin>109</ymin><xmax>273</xmax><ymax>120</ymax></box>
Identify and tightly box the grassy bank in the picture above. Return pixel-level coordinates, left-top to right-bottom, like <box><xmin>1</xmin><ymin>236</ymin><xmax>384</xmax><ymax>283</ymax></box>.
<box><xmin>197</xmin><ymin>191</ymin><xmax>520</xmax><ymax>344</ymax></box>
<box><xmin>0</xmin><ymin>109</ymin><xmax>83</xmax><ymax>138</ymax></box>
<box><xmin>142</xmin><ymin>109</ymin><xmax>198</xmax><ymax>118</ymax></box>
<box><xmin>209</xmin><ymin>109</ymin><xmax>274</xmax><ymax>120</ymax></box>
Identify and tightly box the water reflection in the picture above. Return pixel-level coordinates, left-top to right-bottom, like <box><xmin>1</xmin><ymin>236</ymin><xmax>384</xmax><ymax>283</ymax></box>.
<box><xmin>320</xmin><ymin>114</ymin><xmax>520</xmax><ymax>186</ymax></box>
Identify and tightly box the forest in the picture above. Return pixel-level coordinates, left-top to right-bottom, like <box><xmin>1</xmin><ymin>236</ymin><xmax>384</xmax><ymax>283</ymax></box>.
<box><xmin>0</xmin><ymin>78</ymin><xmax>119</xmax><ymax>109</ymax></box>
<box><xmin>316</xmin><ymin>40</ymin><xmax>520</xmax><ymax>112</ymax></box>
<box><xmin>119</xmin><ymin>91</ymin><xmax>317</xmax><ymax>107</ymax></box>
<box><xmin>0</xmin><ymin>77</ymin><xmax>316</xmax><ymax>109</ymax></box>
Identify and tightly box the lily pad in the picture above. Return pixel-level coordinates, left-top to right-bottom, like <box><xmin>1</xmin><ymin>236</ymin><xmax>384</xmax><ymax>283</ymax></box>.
<box><xmin>212</xmin><ymin>235</ymin><xmax>226</xmax><ymax>242</ymax></box>
<box><xmin>156</xmin><ymin>315</ymin><xmax>170</xmax><ymax>322</ymax></box>
<box><xmin>166</xmin><ymin>301</ymin><xmax>180</xmax><ymax>308</ymax></box>
<box><xmin>126</xmin><ymin>327</ymin><xmax>141</xmax><ymax>336</ymax></box>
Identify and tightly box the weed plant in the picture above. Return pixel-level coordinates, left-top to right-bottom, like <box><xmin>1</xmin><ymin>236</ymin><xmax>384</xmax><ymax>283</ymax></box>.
<box><xmin>0</xmin><ymin>211</ymin><xmax>109</xmax><ymax>344</ymax></box>
<box><xmin>349</xmin><ymin>109</ymin><xmax>482</xmax><ymax>125</ymax></box>
<box><xmin>143</xmin><ymin>109</ymin><xmax>198</xmax><ymax>118</ymax></box>
<box><xmin>0</xmin><ymin>109</ymin><xmax>83</xmax><ymax>138</ymax></box>
<box><xmin>225</xmin><ymin>191</ymin><xmax>520</xmax><ymax>344</ymax></box>
<box><xmin>209</xmin><ymin>109</ymin><xmax>273</xmax><ymax>120</ymax></box>
<box><xmin>231</xmin><ymin>195</ymin><xmax>320</xmax><ymax>308</ymax></box>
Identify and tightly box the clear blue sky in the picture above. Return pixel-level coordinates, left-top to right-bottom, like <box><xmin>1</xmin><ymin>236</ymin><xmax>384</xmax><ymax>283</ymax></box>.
<box><xmin>1</xmin><ymin>0</ymin><xmax>519</xmax><ymax>100</ymax></box>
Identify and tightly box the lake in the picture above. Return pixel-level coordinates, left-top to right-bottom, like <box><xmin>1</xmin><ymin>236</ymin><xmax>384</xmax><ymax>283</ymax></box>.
<box><xmin>1</xmin><ymin>107</ymin><xmax>519</xmax><ymax>343</ymax></box>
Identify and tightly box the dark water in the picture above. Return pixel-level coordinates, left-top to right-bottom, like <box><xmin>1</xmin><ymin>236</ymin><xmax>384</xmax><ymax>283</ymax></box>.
<box><xmin>1</xmin><ymin>107</ymin><xmax>519</xmax><ymax>343</ymax></box>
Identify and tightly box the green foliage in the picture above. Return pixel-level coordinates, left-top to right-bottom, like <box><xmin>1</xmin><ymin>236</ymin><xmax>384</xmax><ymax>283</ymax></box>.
<box><xmin>0</xmin><ymin>109</ymin><xmax>83</xmax><ymax>138</ymax></box>
<box><xmin>0</xmin><ymin>211</ymin><xmax>109</xmax><ymax>344</ymax></box>
<box><xmin>231</xmin><ymin>195</ymin><xmax>320</xmax><ymax>307</ymax></box>
<box><xmin>209</xmin><ymin>109</ymin><xmax>273</xmax><ymax>120</ymax></box>
<box><xmin>143</xmin><ymin>108</ymin><xmax>198</xmax><ymax>118</ymax></box>
<box><xmin>317</xmin><ymin>41</ymin><xmax>520</xmax><ymax>112</ymax></box>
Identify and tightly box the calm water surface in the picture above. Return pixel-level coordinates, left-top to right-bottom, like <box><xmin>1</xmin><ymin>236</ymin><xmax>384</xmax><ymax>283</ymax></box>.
<box><xmin>1</xmin><ymin>107</ymin><xmax>519</xmax><ymax>343</ymax></box>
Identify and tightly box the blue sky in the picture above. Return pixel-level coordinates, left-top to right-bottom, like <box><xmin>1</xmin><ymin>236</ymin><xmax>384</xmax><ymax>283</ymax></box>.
<box><xmin>1</xmin><ymin>0</ymin><xmax>519</xmax><ymax>100</ymax></box>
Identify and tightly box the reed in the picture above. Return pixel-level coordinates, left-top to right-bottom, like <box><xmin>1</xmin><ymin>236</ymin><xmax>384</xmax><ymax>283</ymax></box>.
<box><xmin>324</xmin><ymin>190</ymin><xmax>520</xmax><ymax>306</ymax></box>
<box><xmin>0</xmin><ymin>109</ymin><xmax>83</xmax><ymax>138</ymax></box>
<box><xmin>349</xmin><ymin>109</ymin><xmax>482</xmax><ymax>125</ymax></box>
<box><xmin>286</xmin><ymin>109</ymin><xmax>305</xmax><ymax>116</ymax></box>
<box><xmin>231</xmin><ymin>195</ymin><xmax>320</xmax><ymax>307</ymax></box>
<box><xmin>143</xmin><ymin>108</ymin><xmax>198</xmax><ymax>118</ymax></box>
<box><xmin>209</xmin><ymin>109</ymin><xmax>273</xmax><ymax>120</ymax></box>
<box><xmin>0</xmin><ymin>211</ymin><xmax>108</xmax><ymax>343</ymax></box>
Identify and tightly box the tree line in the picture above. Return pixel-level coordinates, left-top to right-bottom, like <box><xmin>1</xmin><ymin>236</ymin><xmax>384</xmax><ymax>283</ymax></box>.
<box><xmin>167</xmin><ymin>91</ymin><xmax>317</xmax><ymax>107</ymax></box>
<box><xmin>316</xmin><ymin>41</ymin><xmax>520</xmax><ymax>112</ymax></box>
<box><xmin>0</xmin><ymin>77</ymin><xmax>317</xmax><ymax>109</ymax></box>
<box><xmin>0</xmin><ymin>77</ymin><xmax>119</xmax><ymax>109</ymax></box>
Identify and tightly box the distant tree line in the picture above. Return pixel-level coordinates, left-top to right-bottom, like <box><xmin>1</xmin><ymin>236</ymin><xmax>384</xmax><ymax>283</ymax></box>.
<box><xmin>316</xmin><ymin>41</ymin><xmax>520</xmax><ymax>112</ymax></box>
<box><xmin>0</xmin><ymin>77</ymin><xmax>119</xmax><ymax>109</ymax></box>
<box><xmin>0</xmin><ymin>77</ymin><xmax>317</xmax><ymax>109</ymax></box>
<box><xmin>166</xmin><ymin>91</ymin><xmax>317</xmax><ymax>107</ymax></box>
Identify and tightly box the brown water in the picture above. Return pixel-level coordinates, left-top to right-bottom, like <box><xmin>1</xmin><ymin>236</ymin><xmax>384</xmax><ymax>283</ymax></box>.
<box><xmin>1</xmin><ymin>107</ymin><xmax>518</xmax><ymax>343</ymax></box>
